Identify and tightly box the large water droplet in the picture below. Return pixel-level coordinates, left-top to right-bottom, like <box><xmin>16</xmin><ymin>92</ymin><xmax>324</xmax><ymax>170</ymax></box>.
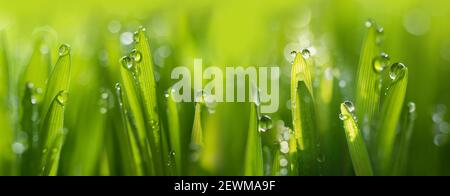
<box><xmin>130</xmin><ymin>49</ymin><xmax>142</xmax><ymax>63</ymax></box>
<box><xmin>280</xmin><ymin>141</ymin><xmax>289</xmax><ymax>154</ymax></box>
<box><xmin>58</xmin><ymin>44</ymin><xmax>71</xmax><ymax>56</ymax></box>
<box><xmin>339</xmin><ymin>113</ymin><xmax>348</xmax><ymax>121</ymax></box>
<box><xmin>56</xmin><ymin>90</ymin><xmax>68</xmax><ymax>106</ymax></box>
<box><xmin>389</xmin><ymin>62</ymin><xmax>407</xmax><ymax>81</ymax></box>
<box><xmin>408</xmin><ymin>102</ymin><xmax>416</xmax><ymax>113</ymax></box>
<box><xmin>343</xmin><ymin>100</ymin><xmax>355</xmax><ymax>113</ymax></box>
<box><xmin>120</xmin><ymin>56</ymin><xmax>134</xmax><ymax>70</ymax></box>
<box><xmin>373</xmin><ymin>52</ymin><xmax>389</xmax><ymax>72</ymax></box>
<box><xmin>301</xmin><ymin>48</ymin><xmax>311</xmax><ymax>59</ymax></box>
<box><xmin>259</xmin><ymin>115</ymin><xmax>273</xmax><ymax>132</ymax></box>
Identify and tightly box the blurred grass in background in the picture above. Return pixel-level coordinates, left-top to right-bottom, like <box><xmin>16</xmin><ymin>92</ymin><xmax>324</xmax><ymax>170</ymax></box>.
<box><xmin>0</xmin><ymin>0</ymin><xmax>450</xmax><ymax>175</ymax></box>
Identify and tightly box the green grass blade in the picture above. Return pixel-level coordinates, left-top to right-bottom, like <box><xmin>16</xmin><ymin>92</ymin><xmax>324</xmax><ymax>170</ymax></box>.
<box><xmin>115</xmin><ymin>83</ymin><xmax>142</xmax><ymax>175</ymax></box>
<box><xmin>354</xmin><ymin>20</ymin><xmax>386</xmax><ymax>141</ymax></box>
<box><xmin>39</xmin><ymin>90</ymin><xmax>67</xmax><ymax>176</ymax></box>
<box><xmin>20</xmin><ymin>38</ymin><xmax>51</xmax><ymax>102</ymax></box>
<box><xmin>290</xmin><ymin>51</ymin><xmax>319</xmax><ymax>175</ymax></box>
<box><xmin>119</xmin><ymin>56</ymin><xmax>154</xmax><ymax>175</ymax></box>
<box><xmin>340</xmin><ymin>101</ymin><xmax>373</xmax><ymax>176</ymax></box>
<box><xmin>20</xmin><ymin>83</ymin><xmax>40</xmax><ymax>175</ymax></box>
<box><xmin>376</xmin><ymin>63</ymin><xmax>408</xmax><ymax>175</ymax></box>
<box><xmin>243</xmin><ymin>102</ymin><xmax>264</xmax><ymax>176</ymax></box>
<box><xmin>392</xmin><ymin>102</ymin><xmax>416</xmax><ymax>175</ymax></box>
<box><xmin>131</xmin><ymin>27</ymin><xmax>163</xmax><ymax>174</ymax></box>
<box><xmin>41</xmin><ymin>44</ymin><xmax>71</xmax><ymax>117</ymax></box>
<box><xmin>0</xmin><ymin>31</ymin><xmax>14</xmax><ymax>176</ymax></box>
<box><xmin>165</xmin><ymin>89</ymin><xmax>182</xmax><ymax>175</ymax></box>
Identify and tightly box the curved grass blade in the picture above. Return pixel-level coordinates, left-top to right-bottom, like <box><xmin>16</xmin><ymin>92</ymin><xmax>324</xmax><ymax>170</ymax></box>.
<box><xmin>354</xmin><ymin>20</ymin><xmax>386</xmax><ymax>142</ymax></box>
<box><xmin>39</xmin><ymin>90</ymin><xmax>67</xmax><ymax>176</ymax></box>
<box><xmin>243</xmin><ymin>101</ymin><xmax>264</xmax><ymax>176</ymax></box>
<box><xmin>0</xmin><ymin>31</ymin><xmax>14</xmax><ymax>175</ymax></box>
<box><xmin>290</xmin><ymin>52</ymin><xmax>319</xmax><ymax>175</ymax></box>
<box><xmin>376</xmin><ymin>63</ymin><xmax>408</xmax><ymax>175</ymax></box>
<box><xmin>41</xmin><ymin>44</ymin><xmax>71</xmax><ymax>117</ymax></box>
<box><xmin>340</xmin><ymin>101</ymin><xmax>373</xmax><ymax>176</ymax></box>
<box><xmin>131</xmin><ymin>27</ymin><xmax>163</xmax><ymax>174</ymax></box>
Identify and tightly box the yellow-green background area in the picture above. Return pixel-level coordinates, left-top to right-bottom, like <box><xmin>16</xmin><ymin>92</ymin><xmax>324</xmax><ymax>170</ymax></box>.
<box><xmin>1</xmin><ymin>0</ymin><xmax>450</xmax><ymax>175</ymax></box>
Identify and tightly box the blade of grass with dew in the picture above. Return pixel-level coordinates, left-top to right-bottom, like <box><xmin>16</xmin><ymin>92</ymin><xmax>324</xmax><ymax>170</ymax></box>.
<box><xmin>20</xmin><ymin>38</ymin><xmax>51</xmax><ymax>102</ymax></box>
<box><xmin>119</xmin><ymin>56</ymin><xmax>154</xmax><ymax>175</ymax></box>
<box><xmin>288</xmin><ymin>128</ymin><xmax>298</xmax><ymax>175</ymax></box>
<box><xmin>165</xmin><ymin>89</ymin><xmax>181</xmax><ymax>175</ymax></box>
<box><xmin>354</xmin><ymin>20</ymin><xmax>386</xmax><ymax>143</ymax></box>
<box><xmin>0</xmin><ymin>31</ymin><xmax>14</xmax><ymax>176</ymax></box>
<box><xmin>392</xmin><ymin>102</ymin><xmax>416</xmax><ymax>175</ymax></box>
<box><xmin>41</xmin><ymin>44</ymin><xmax>71</xmax><ymax>118</ymax></box>
<box><xmin>131</xmin><ymin>27</ymin><xmax>163</xmax><ymax>174</ymax></box>
<box><xmin>39</xmin><ymin>90</ymin><xmax>67</xmax><ymax>176</ymax></box>
<box><xmin>376</xmin><ymin>63</ymin><xmax>408</xmax><ymax>175</ymax></box>
<box><xmin>340</xmin><ymin>101</ymin><xmax>373</xmax><ymax>176</ymax></box>
<box><xmin>114</xmin><ymin>83</ymin><xmax>142</xmax><ymax>175</ymax></box>
<box><xmin>243</xmin><ymin>101</ymin><xmax>264</xmax><ymax>176</ymax></box>
<box><xmin>290</xmin><ymin>51</ymin><xmax>319</xmax><ymax>175</ymax></box>
<box><xmin>20</xmin><ymin>83</ymin><xmax>40</xmax><ymax>175</ymax></box>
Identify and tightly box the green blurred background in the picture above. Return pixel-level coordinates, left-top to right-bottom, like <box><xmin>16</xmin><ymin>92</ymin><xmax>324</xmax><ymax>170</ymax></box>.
<box><xmin>0</xmin><ymin>0</ymin><xmax>449</xmax><ymax>175</ymax></box>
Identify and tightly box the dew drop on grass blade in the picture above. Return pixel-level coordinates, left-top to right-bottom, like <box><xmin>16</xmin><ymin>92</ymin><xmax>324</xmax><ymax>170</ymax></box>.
<box><xmin>290</xmin><ymin>51</ymin><xmax>320</xmax><ymax>175</ymax></box>
<box><xmin>340</xmin><ymin>101</ymin><xmax>373</xmax><ymax>176</ymax></box>
<box><xmin>355</xmin><ymin>20</ymin><xmax>387</xmax><ymax>143</ymax></box>
<box><xmin>39</xmin><ymin>90</ymin><xmax>68</xmax><ymax>176</ymax></box>
<box><xmin>131</xmin><ymin>27</ymin><xmax>163</xmax><ymax>174</ymax></box>
<box><xmin>376</xmin><ymin>63</ymin><xmax>408</xmax><ymax>175</ymax></box>
<box><xmin>244</xmin><ymin>85</ymin><xmax>264</xmax><ymax>176</ymax></box>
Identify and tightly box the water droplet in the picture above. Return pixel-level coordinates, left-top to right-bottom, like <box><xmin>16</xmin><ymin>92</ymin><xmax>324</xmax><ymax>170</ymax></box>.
<box><xmin>107</xmin><ymin>20</ymin><xmax>121</xmax><ymax>33</ymax></box>
<box><xmin>301</xmin><ymin>49</ymin><xmax>311</xmax><ymax>59</ymax></box>
<box><xmin>439</xmin><ymin>122</ymin><xmax>450</xmax><ymax>134</ymax></box>
<box><xmin>365</xmin><ymin>19</ymin><xmax>374</xmax><ymax>28</ymax></box>
<box><xmin>51</xmin><ymin>148</ymin><xmax>58</xmax><ymax>154</ymax></box>
<box><xmin>259</xmin><ymin>115</ymin><xmax>273</xmax><ymax>132</ymax></box>
<box><xmin>324</xmin><ymin>68</ymin><xmax>333</xmax><ymax>80</ymax></box>
<box><xmin>343</xmin><ymin>100</ymin><xmax>355</xmax><ymax>113</ymax></box>
<box><xmin>150</xmin><ymin>120</ymin><xmax>159</xmax><ymax>130</ymax></box>
<box><xmin>279</xmin><ymin>157</ymin><xmax>288</xmax><ymax>167</ymax></box>
<box><xmin>42</xmin><ymin>148</ymin><xmax>48</xmax><ymax>154</ymax></box>
<box><xmin>120</xmin><ymin>56</ymin><xmax>134</xmax><ymax>70</ymax></box>
<box><xmin>120</xmin><ymin>32</ymin><xmax>134</xmax><ymax>45</ymax></box>
<box><xmin>280</xmin><ymin>141</ymin><xmax>289</xmax><ymax>154</ymax></box>
<box><xmin>339</xmin><ymin>113</ymin><xmax>348</xmax><ymax>121</ymax></box>
<box><xmin>373</xmin><ymin>53</ymin><xmax>389</xmax><ymax>72</ymax></box>
<box><xmin>12</xmin><ymin>142</ymin><xmax>25</xmax><ymax>154</ymax></box>
<box><xmin>339</xmin><ymin>80</ymin><xmax>346</xmax><ymax>88</ymax></box>
<box><xmin>389</xmin><ymin>62</ymin><xmax>407</xmax><ymax>81</ymax></box>
<box><xmin>194</xmin><ymin>90</ymin><xmax>206</xmax><ymax>104</ymax></box>
<box><xmin>58</xmin><ymin>44</ymin><xmax>71</xmax><ymax>56</ymax></box>
<box><xmin>130</xmin><ymin>49</ymin><xmax>142</xmax><ymax>62</ymax></box>
<box><xmin>279</xmin><ymin>168</ymin><xmax>288</xmax><ymax>176</ymax></box>
<box><xmin>56</xmin><ymin>91</ymin><xmax>68</xmax><ymax>106</ymax></box>
<box><xmin>433</xmin><ymin>134</ymin><xmax>448</xmax><ymax>147</ymax></box>
<box><xmin>408</xmin><ymin>102</ymin><xmax>416</xmax><ymax>113</ymax></box>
